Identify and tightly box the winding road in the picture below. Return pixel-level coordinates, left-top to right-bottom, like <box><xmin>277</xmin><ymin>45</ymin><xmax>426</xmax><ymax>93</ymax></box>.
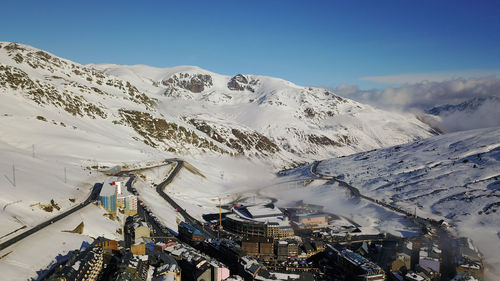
<box><xmin>0</xmin><ymin>183</ymin><xmax>102</xmax><ymax>252</ymax></box>
<box><xmin>154</xmin><ymin>160</ymin><xmax>216</xmax><ymax>239</ymax></box>
<box><xmin>310</xmin><ymin>160</ymin><xmax>442</xmax><ymax>228</ymax></box>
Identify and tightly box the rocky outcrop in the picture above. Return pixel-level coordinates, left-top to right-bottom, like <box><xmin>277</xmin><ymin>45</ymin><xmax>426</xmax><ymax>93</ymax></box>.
<box><xmin>162</xmin><ymin>73</ymin><xmax>213</xmax><ymax>93</ymax></box>
<box><xmin>0</xmin><ymin>65</ymin><xmax>107</xmax><ymax>119</ymax></box>
<box><xmin>188</xmin><ymin>119</ymin><xmax>280</xmax><ymax>155</ymax></box>
<box><xmin>227</xmin><ymin>74</ymin><xmax>257</xmax><ymax>92</ymax></box>
<box><xmin>118</xmin><ymin>110</ymin><xmax>226</xmax><ymax>153</ymax></box>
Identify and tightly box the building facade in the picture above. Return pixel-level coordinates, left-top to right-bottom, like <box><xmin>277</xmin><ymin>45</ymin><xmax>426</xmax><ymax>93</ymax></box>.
<box><xmin>99</xmin><ymin>180</ymin><xmax>118</xmax><ymax>214</ymax></box>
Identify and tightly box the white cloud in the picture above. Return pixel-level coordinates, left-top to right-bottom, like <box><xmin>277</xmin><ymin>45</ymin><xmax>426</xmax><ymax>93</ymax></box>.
<box><xmin>335</xmin><ymin>77</ymin><xmax>500</xmax><ymax>132</ymax></box>
<box><xmin>439</xmin><ymin>102</ymin><xmax>500</xmax><ymax>132</ymax></box>
<box><xmin>360</xmin><ymin>69</ymin><xmax>500</xmax><ymax>85</ymax></box>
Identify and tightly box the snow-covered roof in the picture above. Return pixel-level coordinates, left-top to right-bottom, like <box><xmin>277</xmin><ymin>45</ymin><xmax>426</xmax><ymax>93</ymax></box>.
<box><xmin>100</xmin><ymin>181</ymin><xmax>117</xmax><ymax>196</ymax></box>
<box><xmin>405</xmin><ymin>272</ymin><xmax>425</xmax><ymax>281</ymax></box>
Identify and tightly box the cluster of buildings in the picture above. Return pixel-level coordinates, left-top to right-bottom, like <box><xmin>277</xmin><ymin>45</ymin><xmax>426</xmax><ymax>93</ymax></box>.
<box><xmin>43</xmin><ymin>213</ymin><xmax>229</xmax><ymax>281</ymax></box>
<box><xmin>45</xmin><ymin>179</ymin><xmax>488</xmax><ymax>281</ymax></box>
<box><xmin>389</xmin><ymin>237</ymin><xmax>484</xmax><ymax>281</ymax></box>
<box><xmin>390</xmin><ymin>239</ymin><xmax>443</xmax><ymax>281</ymax></box>
<box><xmin>99</xmin><ymin>179</ymin><xmax>137</xmax><ymax>215</ymax></box>
<box><xmin>162</xmin><ymin>242</ymin><xmax>230</xmax><ymax>281</ymax></box>
<box><xmin>44</xmin><ymin>235</ymin><xmax>179</xmax><ymax>281</ymax></box>
<box><xmin>47</xmin><ymin>239</ymin><xmax>105</xmax><ymax>281</ymax></box>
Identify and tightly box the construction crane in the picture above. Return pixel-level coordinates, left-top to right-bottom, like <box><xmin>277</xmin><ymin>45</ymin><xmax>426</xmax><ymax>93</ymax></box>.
<box><xmin>210</xmin><ymin>195</ymin><xmax>227</xmax><ymax>238</ymax></box>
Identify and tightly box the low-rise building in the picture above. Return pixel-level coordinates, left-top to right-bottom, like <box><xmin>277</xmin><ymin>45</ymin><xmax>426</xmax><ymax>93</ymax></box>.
<box><xmin>178</xmin><ymin>221</ymin><xmax>204</xmax><ymax>244</ymax></box>
<box><xmin>241</xmin><ymin>236</ymin><xmax>273</xmax><ymax>257</ymax></box>
<box><xmin>240</xmin><ymin>256</ymin><xmax>271</xmax><ymax>281</ymax></box>
<box><xmin>392</xmin><ymin>252</ymin><xmax>411</xmax><ymax>271</ymax></box>
<box><xmin>134</xmin><ymin>222</ymin><xmax>151</xmax><ymax>243</ymax></box>
<box><xmin>97</xmin><ymin>239</ymin><xmax>119</xmax><ymax>252</ymax></box>
<box><xmin>163</xmin><ymin>243</ymin><xmax>229</xmax><ymax>281</ymax></box>
<box><xmin>277</xmin><ymin>241</ymin><xmax>289</xmax><ymax>261</ymax></box>
<box><xmin>153</xmin><ymin>254</ymin><xmax>181</xmax><ymax>281</ymax></box>
<box><xmin>132</xmin><ymin>243</ymin><xmax>146</xmax><ymax>256</ymax></box>
<box><xmin>418</xmin><ymin>244</ymin><xmax>441</xmax><ymax>274</ymax></box>
<box><xmin>326</xmin><ymin>244</ymin><xmax>385</xmax><ymax>281</ymax></box>
<box><xmin>118</xmin><ymin>194</ymin><xmax>138</xmax><ymax>215</ymax></box>
<box><xmin>296</xmin><ymin>214</ymin><xmax>328</xmax><ymax>229</ymax></box>
<box><xmin>455</xmin><ymin>238</ymin><xmax>483</xmax><ymax>280</ymax></box>
<box><xmin>114</xmin><ymin>181</ymin><xmax>138</xmax><ymax>215</ymax></box>
<box><xmin>287</xmin><ymin>240</ymin><xmax>299</xmax><ymax>258</ymax></box>
<box><xmin>313</xmin><ymin>240</ymin><xmax>325</xmax><ymax>252</ymax></box>
<box><xmin>114</xmin><ymin>253</ymin><xmax>149</xmax><ymax>281</ymax></box>
<box><xmin>302</xmin><ymin>240</ymin><xmax>317</xmax><ymax>257</ymax></box>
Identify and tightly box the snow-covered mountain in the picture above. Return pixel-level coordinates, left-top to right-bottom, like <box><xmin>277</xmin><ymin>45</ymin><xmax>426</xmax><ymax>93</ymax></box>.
<box><xmin>0</xmin><ymin>42</ymin><xmax>436</xmax><ymax>169</ymax></box>
<box><xmin>424</xmin><ymin>96</ymin><xmax>500</xmax><ymax>132</ymax></box>
<box><xmin>285</xmin><ymin>126</ymin><xmax>500</xmax><ymax>277</ymax></box>
<box><xmin>426</xmin><ymin>96</ymin><xmax>500</xmax><ymax>116</ymax></box>
<box><xmin>87</xmin><ymin>64</ymin><xmax>437</xmax><ymax>166</ymax></box>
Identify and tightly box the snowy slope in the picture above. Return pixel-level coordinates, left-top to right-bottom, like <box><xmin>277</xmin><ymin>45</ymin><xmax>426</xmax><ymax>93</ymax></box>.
<box><xmin>90</xmin><ymin>62</ymin><xmax>436</xmax><ymax>166</ymax></box>
<box><xmin>0</xmin><ymin>42</ymin><xmax>436</xmax><ymax>170</ymax></box>
<box><xmin>306</xmin><ymin>127</ymin><xmax>500</xmax><ymax>278</ymax></box>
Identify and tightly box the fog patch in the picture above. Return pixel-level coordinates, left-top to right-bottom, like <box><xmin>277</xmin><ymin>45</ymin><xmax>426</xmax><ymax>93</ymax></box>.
<box><xmin>334</xmin><ymin>77</ymin><xmax>500</xmax><ymax>132</ymax></box>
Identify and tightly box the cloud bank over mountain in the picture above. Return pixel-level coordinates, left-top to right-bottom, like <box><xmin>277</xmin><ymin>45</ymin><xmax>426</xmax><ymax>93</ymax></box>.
<box><xmin>335</xmin><ymin>77</ymin><xmax>500</xmax><ymax>132</ymax></box>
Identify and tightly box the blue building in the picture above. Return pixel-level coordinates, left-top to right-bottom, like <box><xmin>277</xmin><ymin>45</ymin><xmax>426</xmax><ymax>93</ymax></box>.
<box><xmin>178</xmin><ymin>221</ymin><xmax>204</xmax><ymax>244</ymax></box>
<box><xmin>99</xmin><ymin>180</ymin><xmax>117</xmax><ymax>214</ymax></box>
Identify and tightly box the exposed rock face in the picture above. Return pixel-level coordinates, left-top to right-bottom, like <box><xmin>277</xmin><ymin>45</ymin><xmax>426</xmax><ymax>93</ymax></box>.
<box><xmin>188</xmin><ymin>119</ymin><xmax>280</xmax><ymax>156</ymax></box>
<box><xmin>118</xmin><ymin>110</ymin><xmax>227</xmax><ymax>153</ymax></box>
<box><xmin>162</xmin><ymin>73</ymin><xmax>213</xmax><ymax>93</ymax></box>
<box><xmin>304</xmin><ymin>107</ymin><xmax>316</xmax><ymax>118</ymax></box>
<box><xmin>227</xmin><ymin>74</ymin><xmax>257</xmax><ymax>92</ymax></box>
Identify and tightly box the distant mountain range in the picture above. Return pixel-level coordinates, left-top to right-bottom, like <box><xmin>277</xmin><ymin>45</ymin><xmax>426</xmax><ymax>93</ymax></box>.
<box><xmin>426</xmin><ymin>96</ymin><xmax>500</xmax><ymax>116</ymax></box>
<box><xmin>0</xmin><ymin>42</ymin><xmax>436</xmax><ymax>168</ymax></box>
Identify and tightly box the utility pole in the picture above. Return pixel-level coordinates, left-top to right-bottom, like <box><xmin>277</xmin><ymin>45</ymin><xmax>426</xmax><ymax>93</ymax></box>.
<box><xmin>13</xmin><ymin>164</ymin><xmax>16</xmax><ymax>187</ymax></box>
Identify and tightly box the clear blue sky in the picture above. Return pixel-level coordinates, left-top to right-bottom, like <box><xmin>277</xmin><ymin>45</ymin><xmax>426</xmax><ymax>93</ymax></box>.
<box><xmin>1</xmin><ymin>0</ymin><xmax>499</xmax><ymax>89</ymax></box>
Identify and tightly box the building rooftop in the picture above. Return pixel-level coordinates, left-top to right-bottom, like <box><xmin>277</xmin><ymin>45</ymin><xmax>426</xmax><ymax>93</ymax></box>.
<box><xmin>242</xmin><ymin>236</ymin><xmax>273</xmax><ymax>243</ymax></box>
<box><xmin>229</xmin><ymin>204</ymin><xmax>290</xmax><ymax>227</ymax></box>
<box><xmin>100</xmin><ymin>178</ymin><xmax>118</xmax><ymax>196</ymax></box>
<box><xmin>340</xmin><ymin>249</ymin><xmax>384</xmax><ymax>276</ymax></box>
<box><xmin>179</xmin><ymin>221</ymin><xmax>202</xmax><ymax>235</ymax></box>
<box><xmin>405</xmin><ymin>272</ymin><xmax>426</xmax><ymax>281</ymax></box>
<box><xmin>233</xmin><ymin>204</ymin><xmax>283</xmax><ymax>219</ymax></box>
<box><xmin>297</xmin><ymin>213</ymin><xmax>328</xmax><ymax>220</ymax></box>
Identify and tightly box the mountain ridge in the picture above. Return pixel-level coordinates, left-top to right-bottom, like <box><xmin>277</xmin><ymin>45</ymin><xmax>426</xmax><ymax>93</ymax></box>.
<box><xmin>1</xmin><ymin>41</ymin><xmax>435</xmax><ymax>168</ymax></box>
